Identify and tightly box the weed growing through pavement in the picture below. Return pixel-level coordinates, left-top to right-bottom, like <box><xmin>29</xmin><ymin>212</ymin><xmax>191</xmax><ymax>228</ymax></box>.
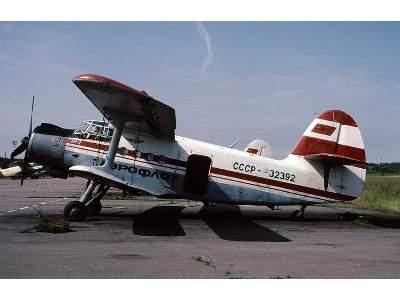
<box><xmin>192</xmin><ymin>255</ymin><xmax>215</xmax><ymax>269</ymax></box>
<box><xmin>34</xmin><ymin>209</ymin><xmax>71</xmax><ymax>233</ymax></box>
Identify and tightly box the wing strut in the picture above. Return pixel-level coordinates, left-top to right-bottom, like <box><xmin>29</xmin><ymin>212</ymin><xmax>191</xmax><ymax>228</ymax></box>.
<box><xmin>103</xmin><ymin>119</ymin><xmax>125</xmax><ymax>169</ymax></box>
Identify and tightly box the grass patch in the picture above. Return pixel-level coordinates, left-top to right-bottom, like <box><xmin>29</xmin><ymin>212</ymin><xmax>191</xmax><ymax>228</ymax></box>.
<box><xmin>34</xmin><ymin>210</ymin><xmax>71</xmax><ymax>234</ymax></box>
<box><xmin>192</xmin><ymin>256</ymin><xmax>216</xmax><ymax>269</ymax></box>
<box><xmin>353</xmin><ymin>176</ymin><xmax>400</xmax><ymax>213</ymax></box>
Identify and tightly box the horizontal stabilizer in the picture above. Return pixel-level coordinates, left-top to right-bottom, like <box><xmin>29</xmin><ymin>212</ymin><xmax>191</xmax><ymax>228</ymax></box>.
<box><xmin>304</xmin><ymin>153</ymin><xmax>367</xmax><ymax>168</ymax></box>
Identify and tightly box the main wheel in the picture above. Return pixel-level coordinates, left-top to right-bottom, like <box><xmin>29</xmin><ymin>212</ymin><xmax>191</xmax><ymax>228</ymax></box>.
<box><xmin>290</xmin><ymin>209</ymin><xmax>304</xmax><ymax>220</ymax></box>
<box><xmin>88</xmin><ymin>201</ymin><xmax>102</xmax><ymax>216</ymax></box>
<box><xmin>64</xmin><ymin>201</ymin><xmax>88</xmax><ymax>222</ymax></box>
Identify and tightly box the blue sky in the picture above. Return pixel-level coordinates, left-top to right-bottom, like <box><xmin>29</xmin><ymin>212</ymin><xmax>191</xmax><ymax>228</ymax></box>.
<box><xmin>0</xmin><ymin>22</ymin><xmax>399</xmax><ymax>162</ymax></box>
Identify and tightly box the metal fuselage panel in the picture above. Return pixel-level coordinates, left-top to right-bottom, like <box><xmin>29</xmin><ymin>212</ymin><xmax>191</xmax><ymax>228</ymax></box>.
<box><xmin>63</xmin><ymin>134</ymin><xmax>365</xmax><ymax>206</ymax></box>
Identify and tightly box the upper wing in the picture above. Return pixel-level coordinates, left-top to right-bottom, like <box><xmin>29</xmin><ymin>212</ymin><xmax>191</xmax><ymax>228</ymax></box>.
<box><xmin>73</xmin><ymin>74</ymin><xmax>176</xmax><ymax>141</ymax></box>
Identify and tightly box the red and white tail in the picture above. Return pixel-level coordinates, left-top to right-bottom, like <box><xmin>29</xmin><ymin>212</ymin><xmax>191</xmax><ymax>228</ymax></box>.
<box><xmin>291</xmin><ymin>110</ymin><xmax>366</xmax><ymax>200</ymax></box>
<box><xmin>291</xmin><ymin>110</ymin><xmax>366</xmax><ymax>166</ymax></box>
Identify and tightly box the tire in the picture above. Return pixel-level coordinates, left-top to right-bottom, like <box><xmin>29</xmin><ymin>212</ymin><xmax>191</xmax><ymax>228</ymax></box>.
<box><xmin>89</xmin><ymin>201</ymin><xmax>102</xmax><ymax>216</ymax></box>
<box><xmin>290</xmin><ymin>210</ymin><xmax>304</xmax><ymax>220</ymax></box>
<box><xmin>64</xmin><ymin>201</ymin><xmax>88</xmax><ymax>222</ymax></box>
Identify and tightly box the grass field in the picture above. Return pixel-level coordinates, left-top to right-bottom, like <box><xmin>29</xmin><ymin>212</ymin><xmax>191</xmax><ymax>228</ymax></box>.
<box><xmin>353</xmin><ymin>176</ymin><xmax>400</xmax><ymax>213</ymax></box>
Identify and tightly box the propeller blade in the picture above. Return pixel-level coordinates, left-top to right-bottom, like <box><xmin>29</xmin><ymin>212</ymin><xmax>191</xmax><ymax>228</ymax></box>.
<box><xmin>28</xmin><ymin>95</ymin><xmax>35</xmax><ymax>136</ymax></box>
<box><xmin>10</xmin><ymin>142</ymin><xmax>27</xmax><ymax>159</ymax></box>
<box><xmin>19</xmin><ymin>95</ymin><xmax>36</xmax><ymax>186</ymax></box>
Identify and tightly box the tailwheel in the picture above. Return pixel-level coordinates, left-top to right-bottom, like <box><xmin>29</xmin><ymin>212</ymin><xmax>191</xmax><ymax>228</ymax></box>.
<box><xmin>64</xmin><ymin>201</ymin><xmax>88</xmax><ymax>222</ymax></box>
<box><xmin>290</xmin><ymin>205</ymin><xmax>307</xmax><ymax>220</ymax></box>
<box><xmin>88</xmin><ymin>201</ymin><xmax>102</xmax><ymax>216</ymax></box>
<box><xmin>290</xmin><ymin>209</ymin><xmax>304</xmax><ymax>219</ymax></box>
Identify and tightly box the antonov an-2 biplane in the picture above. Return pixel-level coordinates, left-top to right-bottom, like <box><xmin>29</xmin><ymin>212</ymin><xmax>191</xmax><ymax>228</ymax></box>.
<box><xmin>12</xmin><ymin>74</ymin><xmax>367</xmax><ymax>221</ymax></box>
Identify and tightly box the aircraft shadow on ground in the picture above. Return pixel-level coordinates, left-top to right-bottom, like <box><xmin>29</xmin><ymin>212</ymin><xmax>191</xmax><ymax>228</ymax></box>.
<box><xmin>198</xmin><ymin>205</ymin><xmax>291</xmax><ymax>242</ymax></box>
<box><xmin>129</xmin><ymin>205</ymin><xmax>291</xmax><ymax>242</ymax></box>
<box><xmin>132</xmin><ymin>206</ymin><xmax>186</xmax><ymax>236</ymax></box>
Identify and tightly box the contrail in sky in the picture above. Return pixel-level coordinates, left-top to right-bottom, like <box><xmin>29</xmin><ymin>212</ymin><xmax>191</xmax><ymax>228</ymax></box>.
<box><xmin>196</xmin><ymin>22</ymin><xmax>214</xmax><ymax>78</ymax></box>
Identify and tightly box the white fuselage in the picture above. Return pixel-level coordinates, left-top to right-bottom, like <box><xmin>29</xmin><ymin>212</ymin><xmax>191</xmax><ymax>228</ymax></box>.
<box><xmin>64</xmin><ymin>134</ymin><xmax>365</xmax><ymax>206</ymax></box>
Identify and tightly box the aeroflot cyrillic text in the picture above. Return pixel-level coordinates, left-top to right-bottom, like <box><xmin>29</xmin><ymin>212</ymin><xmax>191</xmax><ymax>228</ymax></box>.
<box><xmin>112</xmin><ymin>163</ymin><xmax>177</xmax><ymax>181</ymax></box>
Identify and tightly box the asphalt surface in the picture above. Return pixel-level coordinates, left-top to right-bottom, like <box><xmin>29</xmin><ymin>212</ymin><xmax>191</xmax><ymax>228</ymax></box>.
<box><xmin>0</xmin><ymin>177</ymin><xmax>399</xmax><ymax>278</ymax></box>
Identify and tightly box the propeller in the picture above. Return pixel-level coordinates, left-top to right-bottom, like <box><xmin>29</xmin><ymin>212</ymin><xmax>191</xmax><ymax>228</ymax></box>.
<box><xmin>10</xmin><ymin>96</ymin><xmax>35</xmax><ymax>186</ymax></box>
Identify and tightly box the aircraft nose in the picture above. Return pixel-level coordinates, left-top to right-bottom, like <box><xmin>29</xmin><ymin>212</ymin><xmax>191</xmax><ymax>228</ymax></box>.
<box><xmin>28</xmin><ymin>133</ymin><xmax>67</xmax><ymax>169</ymax></box>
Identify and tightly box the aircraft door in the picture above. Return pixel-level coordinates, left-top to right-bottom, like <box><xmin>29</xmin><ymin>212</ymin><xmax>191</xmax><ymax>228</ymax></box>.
<box><xmin>183</xmin><ymin>154</ymin><xmax>212</xmax><ymax>195</ymax></box>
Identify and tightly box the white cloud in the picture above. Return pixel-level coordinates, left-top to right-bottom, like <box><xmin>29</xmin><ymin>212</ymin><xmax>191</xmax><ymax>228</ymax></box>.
<box><xmin>196</xmin><ymin>22</ymin><xmax>214</xmax><ymax>78</ymax></box>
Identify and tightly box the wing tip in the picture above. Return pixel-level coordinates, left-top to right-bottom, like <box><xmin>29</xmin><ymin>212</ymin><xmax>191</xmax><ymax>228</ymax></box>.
<box><xmin>73</xmin><ymin>73</ymin><xmax>151</xmax><ymax>98</ymax></box>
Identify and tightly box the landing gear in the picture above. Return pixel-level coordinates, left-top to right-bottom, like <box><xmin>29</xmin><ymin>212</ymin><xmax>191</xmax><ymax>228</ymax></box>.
<box><xmin>64</xmin><ymin>201</ymin><xmax>88</xmax><ymax>222</ymax></box>
<box><xmin>88</xmin><ymin>200</ymin><xmax>102</xmax><ymax>216</ymax></box>
<box><xmin>64</xmin><ymin>118</ymin><xmax>124</xmax><ymax>222</ymax></box>
<box><xmin>203</xmin><ymin>201</ymin><xmax>216</xmax><ymax>207</ymax></box>
<box><xmin>291</xmin><ymin>205</ymin><xmax>307</xmax><ymax>220</ymax></box>
<box><xmin>64</xmin><ymin>181</ymin><xmax>109</xmax><ymax>222</ymax></box>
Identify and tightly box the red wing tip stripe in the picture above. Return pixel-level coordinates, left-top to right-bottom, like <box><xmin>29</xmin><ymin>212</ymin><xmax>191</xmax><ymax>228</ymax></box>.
<box><xmin>311</xmin><ymin>123</ymin><xmax>336</xmax><ymax>136</ymax></box>
<box><xmin>73</xmin><ymin>73</ymin><xmax>151</xmax><ymax>98</ymax></box>
<box><xmin>317</xmin><ymin>110</ymin><xmax>358</xmax><ymax>127</ymax></box>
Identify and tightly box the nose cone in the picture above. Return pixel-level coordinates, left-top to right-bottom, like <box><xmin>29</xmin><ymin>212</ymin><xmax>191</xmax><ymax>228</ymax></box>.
<box><xmin>28</xmin><ymin>133</ymin><xmax>67</xmax><ymax>169</ymax></box>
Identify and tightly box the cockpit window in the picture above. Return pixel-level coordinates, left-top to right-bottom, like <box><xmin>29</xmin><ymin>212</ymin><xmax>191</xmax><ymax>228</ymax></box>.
<box><xmin>72</xmin><ymin>120</ymin><xmax>113</xmax><ymax>141</ymax></box>
<box><xmin>74</xmin><ymin>122</ymin><xmax>90</xmax><ymax>135</ymax></box>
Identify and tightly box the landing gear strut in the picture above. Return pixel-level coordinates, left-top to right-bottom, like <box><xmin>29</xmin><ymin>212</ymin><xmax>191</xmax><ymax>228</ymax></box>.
<box><xmin>64</xmin><ymin>117</ymin><xmax>124</xmax><ymax>222</ymax></box>
<box><xmin>291</xmin><ymin>205</ymin><xmax>307</xmax><ymax>219</ymax></box>
<box><xmin>64</xmin><ymin>181</ymin><xmax>110</xmax><ymax>222</ymax></box>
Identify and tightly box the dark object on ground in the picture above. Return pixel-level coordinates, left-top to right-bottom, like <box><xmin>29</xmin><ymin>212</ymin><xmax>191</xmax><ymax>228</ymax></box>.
<box><xmin>34</xmin><ymin>210</ymin><xmax>71</xmax><ymax>233</ymax></box>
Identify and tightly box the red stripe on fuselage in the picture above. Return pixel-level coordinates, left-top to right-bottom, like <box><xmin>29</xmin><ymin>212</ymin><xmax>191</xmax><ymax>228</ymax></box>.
<box><xmin>65</xmin><ymin>139</ymin><xmax>358</xmax><ymax>202</ymax></box>
<box><xmin>210</xmin><ymin>167</ymin><xmax>355</xmax><ymax>201</ymax></box>
<box><xmin>66</xmin><ymin>138</ymin><xmax>187</xmax><ymax>168</ymax></box>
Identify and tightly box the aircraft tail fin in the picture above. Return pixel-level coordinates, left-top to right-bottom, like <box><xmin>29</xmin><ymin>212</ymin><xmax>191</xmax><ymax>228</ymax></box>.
<box><xmin>291</xmin><ymin>110</ymin><xmax>366</xmax><ymax>196</ymax></box>
<box><xmin>291</xmin><ymin>110</ymin><xmax>366</xmax><ymax>166</ymax></box>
